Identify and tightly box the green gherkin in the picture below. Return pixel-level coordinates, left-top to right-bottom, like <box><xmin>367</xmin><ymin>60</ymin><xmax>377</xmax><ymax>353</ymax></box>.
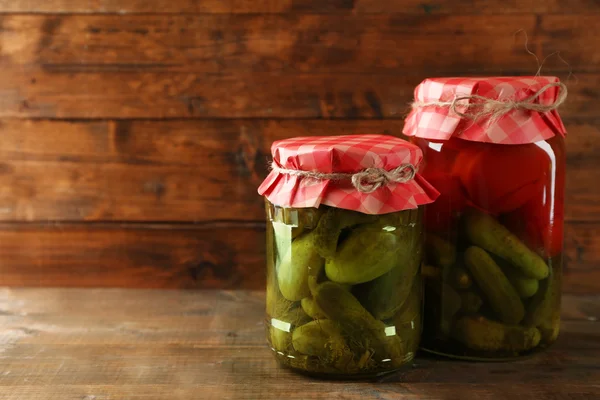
<box><xmin>464</xmin><ymin>209</ymin><xmax>549</xmax><ymax>279</ymax></box>
<box><xmin>525</xmin><ymin>265</ymin><xmax>562</xmax><ymax>327</ymax></box>
<box><xmin>314</xmin><ymin>282</ymin><xmax>406</xmax><ymax>366</ymax></box>
<box><xmin>272</xmin><ymin>221</ymin><xmax>292</xmax><ymax>266</ymax></box>
<box><xmin>269</xmin><ymin>304</ymin><xmax>311</xmax><ymax>352</ymax></box>
<box><xmin>499</xmin><ymin>261</ymin><xmax>540</xmax><ymax>299</ymax></box>
<box><xmin>325</xmin><ymin>226</ymin><xmax>401</xmax><ymax>285</ymax></box>
<box><xmin>425</xmin><ymin>234</ymin><xmax>457</xmax><ymax>268</ymax></box>
<box><xmin>313</xmin><ymin>207</ymin><xmax>376</xmax><ymax>259</ymax></box>
<box><xmin>439</xmin><ymin>283</ymin><xmax>462</xmax><ymax>336</ymax></box>
<box><xmin>448</xmin><ymin>266</ymin><xmax>473</xmax><ymax>290</ymax></box>
<box><xmin>391</xmin><ymin>279</ymin><xmax>421</xmax><ymax>325</ymax></box>
<box><xmin>292</xmin><ymin>320</ymin><xmax>347</xmax><ymax>358</ymax></box>
<box><xmin>464</xmin><ymin>246</ymin><xmax>525</xmax><ymax>325</ymax></box>
<box><xmin>459</xmin><ymin>291</ymin><xmax>483</xmax><ymax>314</ymax></box>
<box><xmin>301</xmin><ymin>297</ymin><xmax>327</xmax><ymax>319</ymax></box>
<box><xmin>354</xmin><ymin>223</ymin><xmax>421</xmax><ymax>319</ymax></box>
<box><xmin>278</xmin><ymin>229</ymin><xmax>324</xmax><ymax>301</ymax></box>
<box><xmin>266</xmin><ymin>279</ymin><xmax>294</xmax><ymax>319</ymax></box>
<box><xmin>390</xmin><ymin>279</ymin><xmax>422</xmax><ymax>354</ymax></box>
<box><xmin>453</xmin><ymin>316</ymin><xmax>541</xmax><ymax>352</ymax></box>
<box><xmin>289</xmin><ymin>207</ymin><xmax>323</xmax><ymax>238</ymax></box>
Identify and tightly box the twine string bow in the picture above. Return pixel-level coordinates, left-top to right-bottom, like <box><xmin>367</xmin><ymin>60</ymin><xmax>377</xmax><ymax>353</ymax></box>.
<box><xmin>411</xmin><ymin>82</ymin><xmax>568</xmax><ymax>121</ymax></box>
<box><xmin>271</xmin><ymin>163</ymin><xmax>416</xmax><ymax>194</ymax></box>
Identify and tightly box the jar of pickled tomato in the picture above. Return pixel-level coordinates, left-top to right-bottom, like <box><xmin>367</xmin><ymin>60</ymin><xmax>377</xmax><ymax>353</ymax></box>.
<box><xmin>404</xmin><ymin>76</ymin><xmax>567</xmax><ymax>360</ymax></box>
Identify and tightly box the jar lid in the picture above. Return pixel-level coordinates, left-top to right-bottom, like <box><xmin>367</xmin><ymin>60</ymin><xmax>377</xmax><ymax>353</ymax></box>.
<box><xmin>403</xmin><ymin>76</ymin><xmax>567</xmax><ymax>144</ymax></box>
<box><xmin>257</xmin><ymin>134</ymin><xmax>439</xmax><ymax>214</ymax></box>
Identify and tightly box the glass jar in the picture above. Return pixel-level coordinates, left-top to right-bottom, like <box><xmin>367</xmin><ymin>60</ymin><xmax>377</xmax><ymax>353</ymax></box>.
<box><xmin>404</xmin><ymin>77</ymin><xmax>567</xmax><ymax>360</ymax></box>
<box><xmin>258</xmin><ymin>134</ymin><xmax>439</xmax><ymax>377</ymax></box>
<box><xmin>265</xmin><ymin>202</ymin><xmax>423</xmax><ymax>377</ymax></box>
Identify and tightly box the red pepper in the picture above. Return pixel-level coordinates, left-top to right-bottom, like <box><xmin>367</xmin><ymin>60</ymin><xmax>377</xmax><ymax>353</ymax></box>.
<box><xmin>422</xmin><ymin>173</ymin><xmax>468</xmax><ymax>232</ymax></box>
<box><xmin>415</xmin><ymin>138</ymin><xmax>459</xmax><ymax>173</ymax></box>
<box><xmin>452</xmin><ymin>142</ymin><xmax>550</xmax><ymax>215</ymax></box>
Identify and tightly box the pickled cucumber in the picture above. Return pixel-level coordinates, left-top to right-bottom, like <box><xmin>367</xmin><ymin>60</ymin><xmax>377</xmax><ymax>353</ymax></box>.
<box><xmin>314</xmin><ymin>282</ymin><xmax>405</xmax><ymax>363</ymax></box>
<box><xmin>313</xmin><ymin>207</ymin><xmax>376</xmax><ymax>259</ymax></box>
<box><xmin>276</xmin><ymin>302</ymin><xmax>311</xmax><ymax>325</ymax></box>
<box><xmin>266</xmin><ymin>278</ymin><xmax>294</xmax><ymax>318</ymax></box>
<box><xmin>272</xmin><ymin>221</ymin><xmax>293</xmax><ymax>266</ymax></box>
<box><xmin>391</xmin><ymin>279</ymin><xmax>422</xmax><ymax>325</ymax></box>
<box><xmin>355</xmin><ymin>256</ymin><xmax>419</xmax><ymax>320</ymax></box>
<box><xmin>460</xmin><ymin>291</ymin><xmax>483</xmax><ymax>314</ymax></box>
<box><xmin>501</xmin><ymin>263</ymin><xmax>539</xmax><ymax>299</ymax></box>
<box><xmin>266</xmin><ymin>221</ymin><xmax>291</xmax><ymax>316</ymax></box>
<box><xmin>440</xmin><ymin>283</ymin><xmax>462</xmax><ymax>336</ymax></box>
<box><xmin>269</xmin><ymin>304</ymin><xmax>311</xmax><ymax>352</ymax></box>
<box><xmin>525</xmin><ymin>265</ymin><xmax>562</xmax><ymax>327</ymax></box>
<box><xmin>289</xmin><ymin>207</ymin><xmax>323</xmax><ymax>238</ymax></box>
<box><xmin>292</xmin><ymin>319</ymin><xmax>347</xmax><ymax>358</ymax></box>
<box><xmin>277</xmin><ymin>353</ymin><xmax>310</xmax><ymax>371</ymax></box>
<box><xmin>307</xmin><ymin>253</ymin><xmax>326</xmax><ymax>295</ymax></box>
<box><xmin>314</xmin><ymin>281</ymin><xmax>385</xmax><ymax>333</ymax></box>
<box><xmin>278</xmin><ymin>229</ymin><xmax>324</xmax><ymax>301</ymax></box>
<box><xmin>453</xmin><ymin>316</ymin><xmax>541</xmax><ymax>352</ymax></box>
<box><xmin>354</xmin><ymin>225</ymin><xmax>421</xmax><ymax>319</ymax></box>
<box><xmin>269</xmin><ymin>325</ymin><xmax>293</xmax><ymax>352</ymax></box>
<box><xmin>464</xmin><ymin>210</ymin><xmax>549</xmax><ymax>280</ymax></box>
<box><xmin>390</xmin><ymin>280</ymin><xmax>422</xmax><ymax>354</ymax></box>
<box><xmin>449</xmin><ymin>266</ymin><xmax>473</xmax><ymax>289</ymax></box>
<box><xmin>325</xmin><ymin>226</ymin><xmax>402</xmax><ymax>284</ymax></box>
<box><xmin>464</xmin><ymin>246</ymin><xmax>525</xmax><ymax>324</ymax></box>
<box><xmin>301</xmin><ymin>297</ymin><xmax>327</xmax><ymax>319</ymax></box>
<box><xmin>425</xmin><ymin>234</ymin><xmax>456</xmax><ymax>268</ymax></box>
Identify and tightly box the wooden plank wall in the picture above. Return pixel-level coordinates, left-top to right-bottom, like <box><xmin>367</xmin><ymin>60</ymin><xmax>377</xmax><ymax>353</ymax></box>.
<box><xmin>0</xmin><ymin>1</ymin><xmax>597</xmax><ymax>293</ymax></box>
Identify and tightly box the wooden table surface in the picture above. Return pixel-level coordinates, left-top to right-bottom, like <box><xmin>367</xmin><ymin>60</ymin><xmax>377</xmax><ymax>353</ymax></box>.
<box><xmin>0</xmin><ymin>289</ymin><xmax>598</xmax><ymax>400</ymax></box>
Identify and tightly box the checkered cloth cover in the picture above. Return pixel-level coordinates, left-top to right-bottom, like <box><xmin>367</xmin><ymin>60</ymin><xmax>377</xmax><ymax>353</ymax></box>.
<box><xmin>403</xmin><ymin>76</ymin><xmax>567</xmax><ymax>144</ymax></box>
<box><xmin>258</xmin><ymin>135</ymin><xmax>439</xmax><ymax>214</ymax></box>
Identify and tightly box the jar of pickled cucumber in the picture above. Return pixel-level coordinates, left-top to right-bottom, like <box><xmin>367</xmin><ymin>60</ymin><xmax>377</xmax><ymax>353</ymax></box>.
<box><xmin>404</xmin><ymin>76</ymin><xmax>567</xmax><ymax>360</ymax></box>
<box><xmin>257</xmin><ymin>135</ymin><xmax>439</xmax><ymax>377</ymax></box>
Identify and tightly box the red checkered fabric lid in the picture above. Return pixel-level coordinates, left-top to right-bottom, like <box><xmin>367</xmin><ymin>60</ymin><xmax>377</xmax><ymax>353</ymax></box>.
<box><xmin>258</xmin><ymin>135</ymin><xmax>439</xmax><ymax>214</ymax></box>
<box><xmin>403</xmin><ymin>76</ymin><xmax>567</xmax><ymax>144</ymax></box>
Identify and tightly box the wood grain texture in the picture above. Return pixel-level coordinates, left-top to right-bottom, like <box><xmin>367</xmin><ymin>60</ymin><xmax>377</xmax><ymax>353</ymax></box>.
<box><xmin>0</xmin><ymin>0</ymin><xmax>336</xmax><ymax>14</ymax></box>
<box><xmin>0</xmin><ymin>221</ymin><xmax>595</xmax><ymax>294</ymax></box>
<box><xmin>0</xmin><ymin>0</ymin><xmax>597</xmax><ymax>293</ymax></box>
<box><xmin>0</xmin><ymin>119</ymin><xmax>594</xmax><ymax>223</ymax></box>
<box><xmin>0</xmin><ymin>0</ymin><xmax>598</xmax><ymax>14</ymax></box>
<box><xmin>0</xmin><ymin>223</ymin><xmax>265</xmax><ymax>289</ymax></box>
<box><xmin>0</xmin><ymin>119</ymin><xmax>401</xmax><ymax>221</ymax></box>
<box><xmin>564</xmin><ymin>222</ymin><xmax>600</xmax><ymax>294</ymax></box>
<box><xmin>0</xmin><ymin>289</ymin><xmax>598</xmax><ymax>399</ymax></box>
<box><xmin>0</xmin><ymin>69</ymin><xmax>594</xmax><ymax>119</ymax></box>
<box><xmin>0</xmin><ymin>69</ymin><xmax>410</xmax><ymax>118</ymax></box>
<box><xmin>354</xmin><ymin>0</ymin><xmax>600</xmax><ymax>14</ymax></box>
<box><xmin>1</xmin><ymin>14</ymin><xmax>585</xmax><ymax>74</ymax></box>
<box><xmin>4</xmin><ymin>385</ymin><xmax>600</xmax><ymax>400</ymax></box>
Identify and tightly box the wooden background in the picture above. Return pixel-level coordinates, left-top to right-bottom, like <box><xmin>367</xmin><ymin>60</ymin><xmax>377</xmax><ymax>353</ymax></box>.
<box><xmin>0</xmin><ymin>1</ymin><xmax>597</xmax><ymax>293</ymax></box>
